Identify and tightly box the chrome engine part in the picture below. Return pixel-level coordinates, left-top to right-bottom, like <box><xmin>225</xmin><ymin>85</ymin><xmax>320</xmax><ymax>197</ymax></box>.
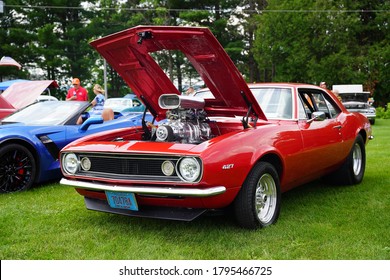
<box><xmin>155</xmin><ymin>94</ymin><xmax>212</xmax><ymax>144</ymax></box>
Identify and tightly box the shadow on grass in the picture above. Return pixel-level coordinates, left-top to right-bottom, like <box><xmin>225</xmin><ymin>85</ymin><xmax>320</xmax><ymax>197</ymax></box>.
<box><xmin>68</xmin><ymin>179</ymin><xmax>353</xmax><ymax>236</ymax></box>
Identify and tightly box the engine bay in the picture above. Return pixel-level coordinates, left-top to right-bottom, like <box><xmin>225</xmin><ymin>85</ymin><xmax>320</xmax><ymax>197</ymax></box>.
<box><xmin>152</xmin><ymin>94</ymin><xmax>213</xmax><ymax>144</ymax></box>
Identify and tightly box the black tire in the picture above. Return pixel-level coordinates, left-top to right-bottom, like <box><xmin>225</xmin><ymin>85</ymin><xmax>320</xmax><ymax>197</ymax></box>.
<box><xmin>234</xmin><ymin>162</ymin><xmax>281</xmax><ymax>229</ymax></box>
<box><xmin>0</xmin><ymin>144</ymin><xmax>36</xmax><ymax>193</ymax></box>
<box><xmin>325</xmin><ymin>134</ymin><xmax>366</xmax><ymax>185</ymax></box>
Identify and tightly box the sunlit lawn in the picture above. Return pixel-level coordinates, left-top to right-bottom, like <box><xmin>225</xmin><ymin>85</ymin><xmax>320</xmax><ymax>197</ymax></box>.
<box><xmin>0</xmin><ymin>120</ymin><xmax>389</xmax><ymax>260</ymax></box>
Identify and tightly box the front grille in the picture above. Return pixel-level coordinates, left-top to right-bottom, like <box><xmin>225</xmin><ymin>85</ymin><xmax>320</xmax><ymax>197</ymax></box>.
<box><xmin>76</xmin><ymin>153</ymin><xmax>182</xmax><ymax>182</ymax></box>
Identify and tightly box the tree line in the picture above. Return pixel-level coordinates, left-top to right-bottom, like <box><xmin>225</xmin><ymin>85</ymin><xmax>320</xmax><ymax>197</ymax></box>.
<box><xmin>0</xmin><ymin>0</ymin><xmax>388</xmax><ymax>106</ymax></box>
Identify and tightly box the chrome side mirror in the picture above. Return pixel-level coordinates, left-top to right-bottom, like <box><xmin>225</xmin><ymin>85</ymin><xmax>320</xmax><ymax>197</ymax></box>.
<box><xmin>307</xmin><ymin>111</ymin><xmax>326</xmax><ymax>123</ymax></box>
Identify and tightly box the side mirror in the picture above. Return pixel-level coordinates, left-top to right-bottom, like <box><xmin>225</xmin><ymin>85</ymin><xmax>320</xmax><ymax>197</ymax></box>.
<box><xmin>307</xmin><ymin>111</ymin><xmax>326</xmax><ymax>123</ymax></box>
<box><xmin>79</xmin><ymin>116</ymin><xmax>104</xmax><ymax>132</ymax></box>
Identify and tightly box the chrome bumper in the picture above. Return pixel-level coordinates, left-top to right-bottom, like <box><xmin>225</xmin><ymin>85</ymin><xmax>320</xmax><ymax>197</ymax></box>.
<box><xmin>60</xmin><ymin>178</ymin><xmax>226</xmax><ymax>197</ymax></box>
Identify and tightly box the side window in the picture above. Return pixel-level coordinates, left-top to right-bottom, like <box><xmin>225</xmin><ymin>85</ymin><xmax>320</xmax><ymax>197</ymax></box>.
<box><xmin>298</xmin><ymin>92</ymin><xmax>315</xmax><ymax>119</ymax></box>
<box><xmin>298</xmin><ymin>89</ymin><xmax>341</xmax><ymax>119</ymax></box>
<box><xmin>311</xmin><ymin>92</ymin><xmax>328</xmax><ymax>115</ymax></box>
<box><xmin>325</xmin><ymin>99</ymin><xmax>338</xmax><ymax>118</ymax></box>
<box><xmin>311</xmin><ymin>92</ymin><xmax>341</xmax><ymax>119</ymax></box>
<box><xmin>298</xmin><ymin>95</ymin><xmax>308</xmax><ymax>119</ymax></box>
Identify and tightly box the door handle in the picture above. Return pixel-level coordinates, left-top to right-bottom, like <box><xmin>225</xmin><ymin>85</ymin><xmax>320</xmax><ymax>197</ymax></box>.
<box><xmin>333</xmin><ymin>125</ymin><xmax>342</xmax><ymax>130</ymax></box>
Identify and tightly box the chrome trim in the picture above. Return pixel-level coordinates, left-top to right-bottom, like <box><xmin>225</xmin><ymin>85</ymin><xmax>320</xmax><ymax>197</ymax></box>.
<box><xmin>60</xmin><ymin>178</ymin><xmax>226</xmax><ymax>197</ymax></box>
<box><xmin>61</xmin><ymin>152</ymin><xmax>204</xmax><ymax>183</ymax></box>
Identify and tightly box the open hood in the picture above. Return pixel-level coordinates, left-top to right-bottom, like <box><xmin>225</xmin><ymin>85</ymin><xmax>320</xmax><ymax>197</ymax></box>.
<box><xmin>0</xmin><ymin>56</ymin><xmax>22</xmax><ymax>69</ymax></box>
<box><xmin>90</xmin><ymin>25</ymin><xmax>266</xmax><ymax>121</ymax></box>
<box><xmin>339</xmin><ymin>92</ymin><xmax>370</xmax><ymax>103</ymax></box>
<box><xmin>0</xmin><ymin>80</ymin><xmax>59</xmax><ymax>109</ymax></box>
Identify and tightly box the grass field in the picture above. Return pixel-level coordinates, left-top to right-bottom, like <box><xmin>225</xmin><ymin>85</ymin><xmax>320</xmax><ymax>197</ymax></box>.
<box><xmin>1</xmin><ymin>120</ymin><xmax>389</xmax><ymax>260</ymax></box>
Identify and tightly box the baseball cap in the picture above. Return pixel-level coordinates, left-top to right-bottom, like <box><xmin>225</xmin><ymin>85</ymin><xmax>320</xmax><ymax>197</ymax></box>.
<box><xmin>72</xmin><ymin>78</ymin><xmax>80</xmax><ymax>85</ymax></box>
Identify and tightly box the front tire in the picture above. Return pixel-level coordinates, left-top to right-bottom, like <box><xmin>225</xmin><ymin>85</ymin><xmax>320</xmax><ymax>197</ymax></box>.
<box><xmin>0</xmin><ymin>144</ymin><xmax>36</xmax><ymax>193</ymax></box>
<box><xmin>234</xmin><ymin>162</ymin><xmax>281</xmax><ymax>229</ymax></box>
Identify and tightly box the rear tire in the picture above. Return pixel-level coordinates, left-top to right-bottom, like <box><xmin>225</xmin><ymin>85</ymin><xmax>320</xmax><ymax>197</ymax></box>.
<box><xmin>234</xmin><ymin>162</ymin><xmax>281</xmax><ymax>229</ymax></box>
<box><xmin>325</xmin><ymin>134</ymin><xmax>366</xmax><ymax>185</ymax></box>
<box><xmin>0</xmin><ymin>144</ymin><xmax>36</xmax><ymax>193</ymax></box>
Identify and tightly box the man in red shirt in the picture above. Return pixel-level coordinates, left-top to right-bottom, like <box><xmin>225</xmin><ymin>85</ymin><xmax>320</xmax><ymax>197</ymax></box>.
<box><xmin>66</xmin><ymin>78</ymin><xmax>88</xmax><ymax>101</ymax></box>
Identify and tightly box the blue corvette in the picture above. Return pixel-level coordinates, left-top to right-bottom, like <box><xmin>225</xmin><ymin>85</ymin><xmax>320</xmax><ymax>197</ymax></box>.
<box><xmin>0</xmin><ymin>101</ymin><xmax>154</xmax><ymax>193</ymax></box>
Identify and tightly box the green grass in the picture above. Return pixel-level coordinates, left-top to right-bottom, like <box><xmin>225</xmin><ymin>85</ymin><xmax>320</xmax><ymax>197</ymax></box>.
<box><xmin>1</xmin><ymin>120</ymin><xmax>389</xmax><ymax>260</ymax></box>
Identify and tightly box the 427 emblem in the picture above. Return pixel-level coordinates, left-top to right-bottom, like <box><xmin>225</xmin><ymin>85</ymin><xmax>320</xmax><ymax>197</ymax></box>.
<box><xmin>222</xmin><ymin>164</ymin><xmax>234</xmax><ymax>170</ymax></box>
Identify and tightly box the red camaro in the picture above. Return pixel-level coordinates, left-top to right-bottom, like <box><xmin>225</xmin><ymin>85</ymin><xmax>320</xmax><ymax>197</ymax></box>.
<box><xmin>60</xmin><ymin>26</ymin><xmax>373</xmax><ymax>229</ymax></box>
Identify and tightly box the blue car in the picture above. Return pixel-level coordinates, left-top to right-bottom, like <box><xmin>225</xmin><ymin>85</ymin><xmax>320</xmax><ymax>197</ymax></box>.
<box><xmin>0</xmin><ymin>101</ymin><xmax>154</xmax><ymax>193</ymax></box>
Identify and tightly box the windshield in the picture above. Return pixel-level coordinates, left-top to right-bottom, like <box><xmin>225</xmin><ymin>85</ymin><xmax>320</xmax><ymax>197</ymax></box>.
<box><xmin>195</xmin><ymin>87</ymin><xmax>293</xmax><ymax>119</ymax></box>
<box><xmin>194</xmin><ymin>90</ymin><xmax>214</xmax><ymax>99</ymax></box>
<box><xmin>2</xmin><ymin>101</ymin><xmax>86</xmax><ymax>125</ymax></box>
<box><xmin>105</xmin><ymin>98</ymin><xmax>133</xmax><ymax>107</ymax></box>
<box><xmin>252</xmin><ymin>88</ymin><xmax>293</xmax><ymax>119</ymax></box>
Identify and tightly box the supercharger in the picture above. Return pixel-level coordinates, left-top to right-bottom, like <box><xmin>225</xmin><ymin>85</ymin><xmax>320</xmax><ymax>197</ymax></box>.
<box><xmin>155</xmin><ymin>94</ymin><xmax>213</xmax><ymax>144</ymax></box>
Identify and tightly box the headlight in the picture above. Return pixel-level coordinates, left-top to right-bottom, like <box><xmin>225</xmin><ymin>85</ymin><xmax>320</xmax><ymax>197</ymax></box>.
<box><xmin>177</xmin><ymin>157</ymin><xmax>202</xmax><ymax>182</ymax></box>
<box><xmin>63</xmin><ymin>153</ymin><xmax>79</xmax><ymax>174</ymax></box>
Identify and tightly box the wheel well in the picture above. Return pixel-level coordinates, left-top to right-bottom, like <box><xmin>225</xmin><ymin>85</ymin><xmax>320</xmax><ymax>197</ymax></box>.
<box><xmin>359</xmin><ymin>129</ymin><xmax>367</xmax><ymax>143</ymax></box>
<box><xmin>0</xmin><ymin>140</ymin><xmax>40</xmax><ymax>182</ymax></box>
<box><xmin>257</xmin><ymin>153</ymin><xmax>283</xmax><ymax>179</ymax></box>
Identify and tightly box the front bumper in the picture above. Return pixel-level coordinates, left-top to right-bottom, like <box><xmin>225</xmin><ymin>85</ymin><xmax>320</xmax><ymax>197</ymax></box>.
<box><xmin>84</xmin><ymin>197</ymin><xmax>208</xmax><ymax>221</ymax></box>
<box><xmin>60</xmin><ymin>178</ymin><xmax>226</xmax><ymax>197</ymax></box>
<box><xmin>364</xmin><ymin>113</ymin><xmax>376</xmax><ymax>120</ymax></box>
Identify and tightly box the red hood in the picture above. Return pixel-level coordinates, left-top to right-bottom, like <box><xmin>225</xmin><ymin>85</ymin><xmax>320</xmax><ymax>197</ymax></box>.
<box><xmin>90</xmin><ymin>25</ymin><xmax>266</xmax><ymax>120</ymax></box>
<box><xmin>0</xmin><ymin>80</ymin><xmax>58</xmax><ymax>109</ymax></box>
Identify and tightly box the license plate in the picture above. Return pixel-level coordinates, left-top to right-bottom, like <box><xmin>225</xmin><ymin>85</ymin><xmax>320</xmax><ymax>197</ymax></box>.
<box><xmin>105</xmin><ymin>191</ymin><xmax>138</xmax><ymax>211</ymax></box>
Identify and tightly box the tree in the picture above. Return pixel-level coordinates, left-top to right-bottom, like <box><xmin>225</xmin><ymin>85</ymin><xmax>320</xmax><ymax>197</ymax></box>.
<box><xmin>0</xmin><ymin>0</ymin><xmax>35</xmax><ymax>81</ymax></box>
<box><xmin>1</xmin><ymin>0</ymin><xmax>387</xmax><ymax>104</ymax></box>
<box><xmin>1</xmin><ymin>0</ymin><xmax>96</xmax><ymax>98</ymax></box>
<box><xmin>253</xmin><ymin>0</ymin><xmax>389</xmax><ymax>104</ymax></box>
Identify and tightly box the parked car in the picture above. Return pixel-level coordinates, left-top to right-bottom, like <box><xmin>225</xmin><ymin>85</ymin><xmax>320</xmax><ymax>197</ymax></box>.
<box><xmin>0</xmin><ymin>80</ymin><xmax>58</xmax><ymax>119</ymax></box>
<box><xmin>60</xmin><ymin>26</ymin><xmax>373</xmax><ymax>229</ymax></box>
<box><xmin>332</xmin><ymin>84</ymin><xmax>376</xmax><ymax>125</ymax></box>
<box><xmin>104</xmin><ymin>96</ymin><xmax>145</xmax><ymax>116</ymax></box>
<box><xmin>0</xmin><ymin>101</ymin><xmax>154</xmax><ymax>193</ymax></box>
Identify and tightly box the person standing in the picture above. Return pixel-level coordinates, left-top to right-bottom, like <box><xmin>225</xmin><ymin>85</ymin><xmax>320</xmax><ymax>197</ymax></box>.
<box><xmin>77</xmin><ymin>84</ymin><xmax>110</xmax><ymax>124</ymax></box>
<box><xmin>66</xmin><ymin>78</ymin><xmax>88</xmax><ymax>101</ymax></box>
<box><xmin>319</xmin><ymin>81</ymin><xmax>327</xmax><ymax>89</ymax></box>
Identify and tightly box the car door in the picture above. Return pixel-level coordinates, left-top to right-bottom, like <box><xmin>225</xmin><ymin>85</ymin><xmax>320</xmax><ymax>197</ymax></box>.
<box><xmin>296</xmin><ymin>88</ymin><xmax>345</xmax><ymax>179</ymax></box>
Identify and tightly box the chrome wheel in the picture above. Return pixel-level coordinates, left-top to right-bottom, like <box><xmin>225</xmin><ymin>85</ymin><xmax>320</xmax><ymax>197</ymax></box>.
<box><xmin>323</xmin><ymin>134</ymin><xmax>366</xmax><ymax>185</ymax></box>
<box><xmin>352</xmin><ymin>142</ymin><xmax>362</xmax><ymax>176</ymax></box>
<box><xmin>255</xmin><ymin>173</ymin><xmax>278</xmax><ymax>224</ymax></box>
<box><xmin>234</xmin><ymin>162</ymin><xmax>281</xmax><ymax>229</ymax></box>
